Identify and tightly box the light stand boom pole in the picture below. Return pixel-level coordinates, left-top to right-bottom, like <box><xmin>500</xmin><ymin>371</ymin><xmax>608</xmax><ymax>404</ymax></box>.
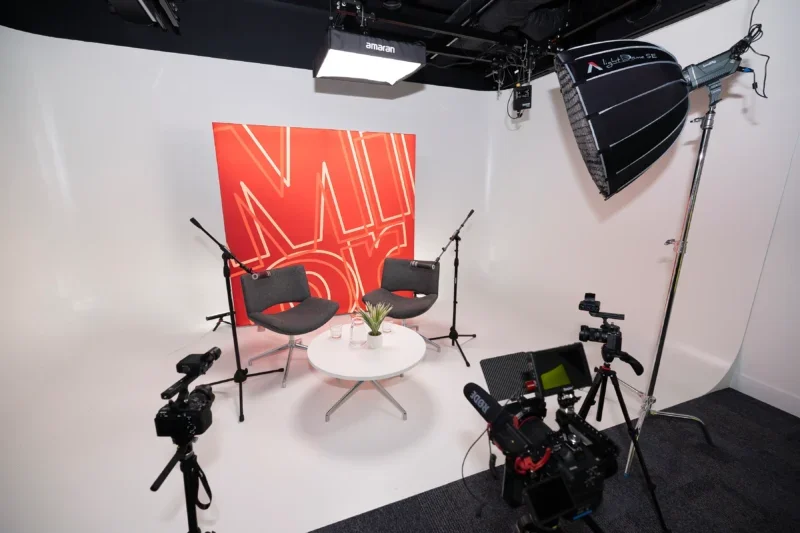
<box><xmin>623</xmin><ymin>85</ymin><xmax>722</xmax><ymax>475</ymax></box>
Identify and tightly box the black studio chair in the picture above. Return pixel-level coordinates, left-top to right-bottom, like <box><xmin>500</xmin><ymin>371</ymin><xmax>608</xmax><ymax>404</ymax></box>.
<box><xmin>241</xmin><ymin>265</ymin><xmax>339</xmax><ymax>388</ymax></box>
<box><xmin>363</xmin><ymin>258</ymin><xmax>441</xmax><ymax>352</ymax></box>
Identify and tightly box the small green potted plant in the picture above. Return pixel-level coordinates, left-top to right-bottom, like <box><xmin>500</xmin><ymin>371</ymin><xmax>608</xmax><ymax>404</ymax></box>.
<box><xmin>358</xmin><ymin>302</ymin><xmax>393</xmax><ymax>349</ymax></box>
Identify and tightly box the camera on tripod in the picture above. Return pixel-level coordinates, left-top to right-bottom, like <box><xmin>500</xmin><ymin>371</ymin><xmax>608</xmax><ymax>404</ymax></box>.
<box><xmin>578</xmin><ymin>293</ymin><xmax>643</xmax><ymax>375</ymax></box>
<box><xmin>155</xmin><ymin>347</ymin><xmax>221</xmax><ymax>441</ymax></box>
<box><xmin>151</xmin><ymin>347</ymin><xmax>221</xmax><ymax>533</ymax></box>
<box><xmin>465</xmin><ymin>344</ymin><xmax>619</xmax><ymax>533</ymax></box>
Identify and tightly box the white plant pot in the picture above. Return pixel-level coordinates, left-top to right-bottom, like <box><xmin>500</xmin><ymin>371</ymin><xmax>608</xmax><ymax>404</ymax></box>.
<box><xmin>367</xmin><ymin>333</ymin><xmax>383</xmax><ymax>350</ymax></box>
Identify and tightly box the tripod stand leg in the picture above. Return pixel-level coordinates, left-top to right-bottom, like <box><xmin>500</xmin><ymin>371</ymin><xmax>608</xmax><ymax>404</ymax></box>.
<box><xmin>597</xmin><ymin>376</ymin><xmax>607</xmax><ymax>423</ymax></box>
<box><xmin>610</xmin><ymin>376</ymin><xmax>670</xmax><ymax>532</ymax></box>
<box><xmin>238</xmin><ymin>382</ymin><xmax>244</xmax><ymax>423</ymax></box>
<box><xmin>181</xmin><ymin>454</ymin><xmax>202</xmax><ymax>533</ymax></box>
<box><xmin>578</xmin><ymin>371</ymin><xmax>604</xmax><ymax>420</ymax></box>
<box><xmin>453</xmin><ymin>338</ymin><xmax>470</xmax><ymax>367</ymax></box>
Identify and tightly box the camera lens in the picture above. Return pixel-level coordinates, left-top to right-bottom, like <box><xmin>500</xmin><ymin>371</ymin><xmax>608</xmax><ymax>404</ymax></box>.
<box><xmin>579</xmin><ymin>325</ymin><xmax>590</xmax><ymax>342</ymax></box>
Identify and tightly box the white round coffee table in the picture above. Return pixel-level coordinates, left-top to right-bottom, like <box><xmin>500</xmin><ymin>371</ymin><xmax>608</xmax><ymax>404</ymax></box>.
<box><xmin>307</xmin><ymin>324</ymin><xmax>425</xmax><ymax>421</ymax></box>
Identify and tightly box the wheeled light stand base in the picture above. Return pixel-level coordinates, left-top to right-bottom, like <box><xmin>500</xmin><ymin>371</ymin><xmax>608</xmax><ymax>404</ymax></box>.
<box><xmin>579</xmin><ymin>364</ymin><xmax>671</xmax><ymax>533</ymax></box>
<box><xmin>205</xmin><ymin>311</ymin><xmax>232</xmax><ymax>331</ymax></box>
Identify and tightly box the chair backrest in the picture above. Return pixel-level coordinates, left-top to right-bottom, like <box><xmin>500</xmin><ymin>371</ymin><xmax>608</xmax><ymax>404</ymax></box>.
<box><xmin>381</xmin><ymin>258</ymin><xmax>439</xmax><ymax>296</ymax></box>
<box><xmin>240</xmin><ymin>265</ymin><xmax>311</xmax><ymax>314</ymax></box>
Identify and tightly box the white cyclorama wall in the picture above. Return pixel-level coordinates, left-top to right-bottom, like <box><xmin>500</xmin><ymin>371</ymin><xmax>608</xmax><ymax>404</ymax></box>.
<box><xmin>734</xmin><ymin>134</ymin><xmax>800</xmax><ymax>416</ymax></box>
<box><xmin>2</xmin><ymin>0</ymin><xmax>799</xmax><ymax>531</ymax></box>
<box><xmin>0</xmin><ymin>26</ymin><xmax>489</xmax><ymax>533</ymax></box>
<box><xmin>479</xmin><ymin>0</ymin><xmax>800</xmax><ymax>413</ymax></box>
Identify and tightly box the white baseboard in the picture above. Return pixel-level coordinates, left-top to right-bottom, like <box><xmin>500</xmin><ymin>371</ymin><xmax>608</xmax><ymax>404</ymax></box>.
<box><xmin>732</xmin><ymin>373</ymin><xmax>800</xmax><ymax>418</ymax></box>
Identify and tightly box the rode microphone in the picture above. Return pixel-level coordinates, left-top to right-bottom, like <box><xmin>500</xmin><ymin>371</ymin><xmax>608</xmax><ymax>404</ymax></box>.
<box><xmin>463</xmin><ymin>383</ymin><xmax>532</xmax><ymax>456</ymax></box>
<box><xmin>410</xmin><ymin>261</ymin><xmax>435</xmax><ymax>270</ymax></box>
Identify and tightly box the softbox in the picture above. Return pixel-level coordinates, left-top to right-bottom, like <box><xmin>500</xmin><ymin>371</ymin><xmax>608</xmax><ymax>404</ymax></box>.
<box><xmin>556</xmin><ymin>41</ymin><xmax>690</xmax><ymax>199</ymax></box>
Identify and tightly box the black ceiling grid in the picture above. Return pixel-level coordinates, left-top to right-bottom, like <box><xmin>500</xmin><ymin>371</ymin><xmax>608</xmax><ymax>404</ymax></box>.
<box><xmin>0</xmin><ymin>0</ymin><xmax>732</xmax><ymax>90</ymax></box>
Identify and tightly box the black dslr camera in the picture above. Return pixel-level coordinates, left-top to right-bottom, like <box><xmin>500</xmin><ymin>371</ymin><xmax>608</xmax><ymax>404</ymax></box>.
<box><xmin>151</xmin><ymin>347</ymin><xmax>221</xmax><ymax>533</ymax></box>
<box><xmin>465</xmin><ymin>344</ymin><xmax>618</xmax><ymax>532</ymax></box>
<box><xmin>578</xmin><ymin>293</ymin><xmax>644</xmax><ymax>375</ymax></box>
<box><xmin>155</xmin><ymin>347</ymin><xmax>220</xmax><ymax>440</ymax></box>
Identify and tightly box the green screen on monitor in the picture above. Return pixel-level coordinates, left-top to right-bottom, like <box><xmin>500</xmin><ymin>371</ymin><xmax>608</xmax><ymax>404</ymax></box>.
<box><xmin>531</xmin><ymin>343</ymin><xmax>592</xmax><ymax>397</ymax></box>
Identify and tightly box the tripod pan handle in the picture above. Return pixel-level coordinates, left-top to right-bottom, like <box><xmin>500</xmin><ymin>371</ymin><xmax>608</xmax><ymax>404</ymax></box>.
<box><xmin>618</xmin><ymin>352</ymin><xmax>644</xmax><ymax>376</ymax></box>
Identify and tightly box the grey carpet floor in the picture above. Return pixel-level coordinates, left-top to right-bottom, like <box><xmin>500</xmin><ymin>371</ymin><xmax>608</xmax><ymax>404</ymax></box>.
<box><xmin>313</xmin><ymin>388</ymin><xmax>800</xmax><ymax>533</ymax></box>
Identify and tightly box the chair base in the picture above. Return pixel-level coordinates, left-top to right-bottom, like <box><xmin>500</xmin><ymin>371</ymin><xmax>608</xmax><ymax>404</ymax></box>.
<box><xmin>248</xmin><ymin>335</ymin><xmax>308</xmax><ymax>388</ymax></box>
<box><xmin>401</xmin><ymin>320</ymin><xmax>441</xmax><ymax>352</ymax></box>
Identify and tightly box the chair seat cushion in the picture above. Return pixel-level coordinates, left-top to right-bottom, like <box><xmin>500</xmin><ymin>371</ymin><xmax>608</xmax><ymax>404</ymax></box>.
<box><xmin>362</xmin><ymin>288</ymin><xmax>437</xmax><ymax>320</ymax></box>
<box><xmin>249</xmin><ymin>297</ymin><xmax>339</xmax><ymax>335</ymax></box>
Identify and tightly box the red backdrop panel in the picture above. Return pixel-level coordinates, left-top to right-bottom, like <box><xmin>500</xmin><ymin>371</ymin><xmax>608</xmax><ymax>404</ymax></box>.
<box><xmin>211</xmin><ymin>123</ymin><xmax>416</xmax><ymax>325</ymax></box>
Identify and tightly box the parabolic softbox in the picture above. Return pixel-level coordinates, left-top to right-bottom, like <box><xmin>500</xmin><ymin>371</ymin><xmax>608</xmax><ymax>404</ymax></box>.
<box><xmin>555</xmin><ymin>41</ymin><xmax>690</xmax><ymax>199</ymax></box>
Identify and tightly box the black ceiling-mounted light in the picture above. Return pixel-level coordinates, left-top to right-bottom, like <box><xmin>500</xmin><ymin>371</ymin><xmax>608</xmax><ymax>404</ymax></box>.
<box><xmin>313</xmin><ymin>28</ymin><xmax>426</xmax><ymax>85</ymax></box>
<box><xmin>554</xmin><ymin>15</ymin><xmax>768</xmax><ymax>478</ymax></box>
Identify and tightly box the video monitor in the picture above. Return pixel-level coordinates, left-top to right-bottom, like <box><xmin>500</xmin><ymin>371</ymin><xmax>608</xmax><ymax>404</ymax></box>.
<box><xmin>530</xmin><ymin>343</ymin><xmax>593</xmax><ymax>398</ymax></box>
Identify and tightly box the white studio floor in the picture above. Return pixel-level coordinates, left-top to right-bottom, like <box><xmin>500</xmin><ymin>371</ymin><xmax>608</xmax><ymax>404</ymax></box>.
<box><xmin>1</xmin><ymin>299</ymin><xmax>678</xmax><ymax>533</ymax></box>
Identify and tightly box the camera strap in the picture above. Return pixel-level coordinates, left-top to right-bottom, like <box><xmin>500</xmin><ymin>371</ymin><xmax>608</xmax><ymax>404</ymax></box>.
<box><xmin>195</xmin><ymin>464</ymin><xmax>212</xmax><ymax>510</ymax></box>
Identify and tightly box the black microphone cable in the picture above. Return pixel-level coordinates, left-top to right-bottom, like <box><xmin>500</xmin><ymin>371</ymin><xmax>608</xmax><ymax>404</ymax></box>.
<box><xmin>461</xmin><ymin>427</ymin><xmax>490</xmax><ymax>518</ymax></box>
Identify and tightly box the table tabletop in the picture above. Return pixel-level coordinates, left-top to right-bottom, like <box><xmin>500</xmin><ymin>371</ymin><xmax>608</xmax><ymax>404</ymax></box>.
<box><xmin>307</xmin><ymin>324</ymin><xmax>426</xmax><ymax>381</ymax></box>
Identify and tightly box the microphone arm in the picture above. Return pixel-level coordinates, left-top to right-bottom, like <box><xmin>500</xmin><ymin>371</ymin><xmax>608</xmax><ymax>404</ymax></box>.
<box><xmin>435</xmin><ymin>209</ymin><xmax>475</xmax><ymax>263</ymax></box>
<box><xmin>190</xmin><ymin>217</ymin><xmax>254</xmax><ymax>275</ymax></box>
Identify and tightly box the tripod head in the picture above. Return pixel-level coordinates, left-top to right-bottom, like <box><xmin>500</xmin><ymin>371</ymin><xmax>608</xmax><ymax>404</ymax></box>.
<box><xmin>578</xmin><ymin>293</ymin><xmax>643</xmax><ymax>376</ymax></box>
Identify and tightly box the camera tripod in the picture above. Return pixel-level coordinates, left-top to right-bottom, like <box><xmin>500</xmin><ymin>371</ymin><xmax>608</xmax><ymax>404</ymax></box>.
<box><xmin>190</xmin><ymin>217</ymin><xmax>283</xmax><ymax>422</ymax></box>
<box><xmin>430</xmin><ymin>209</ymin><xmax>476</xmax><ymax>367</ymax></box>
<box><xmin>151</xmin><ymin>438</ymin><xmax>215</xmax><ymax>533</ymax></box>
<box><xmin>578</xmin><ymin>346</ymin><xmax>670</xmax><ymax>533</ymax></box>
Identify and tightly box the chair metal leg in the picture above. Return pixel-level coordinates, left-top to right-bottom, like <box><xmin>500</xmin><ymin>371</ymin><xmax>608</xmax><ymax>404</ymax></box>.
<box><xmin>421</xmin><ymin>334</ymin><xmax>441</xmax><ymax>352</ymax></box>
<box><xmin>281</xmin><ymin>344</ymin><xmax>294</xmax><ymax>389</ymax></box>
<box><xmin>248</xmin><ymin>342</ymin><xmax>290</xmax><ymax>366</ymax></box>
<box><xmin>326</xmin><ymin>381</ymin><xmax>364</xmax><ymax>421</ymax></box>
<box><xmin>295</xmin><ymin>341</ymin><xmax>308</xmax><ymax>350</ymax></box>
<box><xmin>401</xmin><ymin>320</ymin><xmax>439</xmax><ymax>352</ymax></box>
<box><xmin>373</xmin><ymin>381</ymin><xmax>407</xmax><ymax>420</ymax></box>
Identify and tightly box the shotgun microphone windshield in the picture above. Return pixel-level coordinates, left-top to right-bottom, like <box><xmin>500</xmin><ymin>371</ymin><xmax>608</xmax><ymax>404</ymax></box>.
<box><xmin>463</xmin><ymin>383</ymin><xmax>532</xmax><ymax>455</ymax></box>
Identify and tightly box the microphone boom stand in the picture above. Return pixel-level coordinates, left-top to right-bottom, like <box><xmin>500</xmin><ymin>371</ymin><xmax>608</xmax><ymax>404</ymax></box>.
<box><xmin>190</xmin><ymin>217</ymin><xmax>283</xmax><ymax>423</ymax></box>
<box><xmin>430</xmin><ymin>209</ymin><xmax>476</xmax><ymax>367</ymax></box>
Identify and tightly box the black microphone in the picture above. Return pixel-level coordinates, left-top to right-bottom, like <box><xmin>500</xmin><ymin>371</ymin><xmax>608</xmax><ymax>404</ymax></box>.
<box><xmin>410</xmin><ymin>260</ymin><xmax>435</xmax><ymax>270</ymax></box>
<box><xmin>466</xmin><ymin>208</ymin><xmax>475</xmax><ymax>220</ymax></box>
<box><xmin>251</xmin><ymin>269</ymin><xmax>271</xmax><ymax>280</ymax></box>
<box><xmin>463</xmin><ymin>383</ymin><xmax>532</xmax><ymax>455</ymax></box>
<box><xmin>189</xmin><ymin>217</ymin><xmax>201</xmax><ymax>229</ymax></box>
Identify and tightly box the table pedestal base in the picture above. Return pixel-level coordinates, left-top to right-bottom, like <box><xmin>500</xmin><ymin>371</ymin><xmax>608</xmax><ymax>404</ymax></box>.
<box><xmin>325</xmin><ymin>380</ymin><xmax>407</xmax><ymax>422</ymax></box>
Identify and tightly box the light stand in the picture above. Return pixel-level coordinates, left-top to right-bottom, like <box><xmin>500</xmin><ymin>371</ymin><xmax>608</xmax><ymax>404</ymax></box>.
<box><xmin>430</xmin><ymin>209</ymin><xmax>476</xmax><ymax>367</ymax></box>
<box><xmin>190</xmin><ymin>217</ymin><xmax>283</xmax><ymax>422</ymax></box>
<box><xmin>622</xmin><ymin>85</ymin><xmax>723</xmax><ymax>475</ymax></box>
